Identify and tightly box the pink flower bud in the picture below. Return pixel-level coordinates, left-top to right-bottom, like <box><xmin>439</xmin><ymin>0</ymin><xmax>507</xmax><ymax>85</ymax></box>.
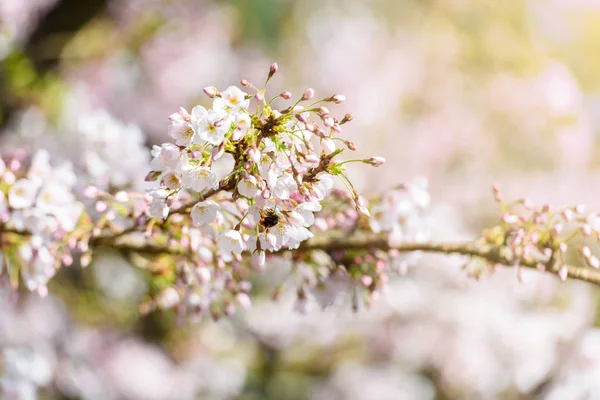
<box><xmin>344</xmin><ymin>140</ymin><xmax>356</xmax><ymax>151</ymax></box>
<box><xmin>559</xmin><ymin>242</ymin><xmax>568</xmax><ymax>253</ymax></box>
<box><xmin>582</xmin><ymin>224</ymin><xmax>592</xmax><ymax>236</ymax></box>
<box><xmin>536</xmin><ymin>263</ymin><xmax>546</xmax><ymax>271</ymax></box>
<box><xmin>255</xmin><ymin>92</ymin><xmax>264</xmax><ymax>101</ymax></box>
<box><xmin>114</xmin><ymin>191</ymin><xmax>129</xmax><ymax>203</ymax></box>
<box><xmin>95</xmin><ymin>201</ymin><xmax>108</xmax><ymax>213</ymax></box>
<box><xmin>240</xmin><ymin>79</ymin><xmax>250</xmax><ymax>86</ymax></box>
<box><xmin>319</xmin><ymin>106</ymin><xmax>330</xmax><ymax>115</ymax></box>
<box><xmin>364</xmin><ymin>157</ymin><xmax>386</xmax><ymax>167</ymax></box>
<box><xmin>203</xmin><ymin>86</ymin><xmax>219</xmax><ymax>98</ymax></box>
<box><xmin>341</xmin><ymin>113</ymin><xmax>353</xmax><ymax>124</ymax></box>
<box><xmin>356</xmin><ymin>275</ymin><xmax>370</xmax><ymax>287</ymax></box>
<box><xmin>332</xmin><ymin>94</ymin><xmax>345</xmax><ymax>103</ymax></box>
<box><xmin>269</xmin><ymin>62</ymin><xmax>278</xmax><ymax>77</ymax></box>
<box><xmin>81</xmin><ymin>253</ymin><xmax>92</xmax><ymax>268</ymax></box>
<box><xmin>261</xmin><ymin>187</ymin><xmax>271</xmax><ymax>199</ymax></box>
<box><xmin>302</xmin><ymin>88</ymin><xmax>315</xmax><ymax>100</ymax></box>
<box><xmin>9</xmin><ymin>159</ymin><xmax>20</xmax><ymax>171</ymax></box>
<box><xmin>236</xmin><ymin>293</ymin><xmax>252</xmax><ymax>309</ymax></box>
<box><xmin>590</xmin><ymin>256</ymin><xmax>600</xmax><ymax>269</ymax></box>
<box><xmin>281</xmin><ymin>91</ymin><xmax>292</xmax><ymax>99</ymax></box>
<box><xmin>582</xmin><ymin>246</ymin><xmax>592</xmax><ymax>258</ymax></box>
<box><xmin>501</xmin><ymin>214</ymin><xmax>518</xmax><ymax>224</ymax></box>
<box><xmin>296</xmin><ymin>113</ymin><xmax>308</xmax><ymax>124</ymax></box>
<box><xmin>2</xmin><ymin>171</ymin><xmax>15</xmax><ymax>185</ymax></box>
<box><xmin>62</xmin><ymin>253</ymin><xmax>73</xmax><ymax>267</ymax></box>
<box><xmin>157</xmin><ymin>288</ymin><xmax>180</xmax><ymax>309</ymax></box>
<box><xmin>145</xmin><ymin>171</ymin><xmax>162</xmax><ymax>182</ymax></box>
<box><xmin>83</xmin><ymin>186</ymin><xmax>100</xmax><ymax>198</ymax></box>
<box><xmin>252</xmin><ymin>250</ymin><xmax>266</xmax><ymax>270</ymax></box>
<box><xmin>558</xmin><ymin>265</ymin><xmax>568</xmax><ymax>281</ymax></box>
<box><xmin>553</xmin><ymin>224</ymin><xmax>563</xmax><ymax>235</ymax></box>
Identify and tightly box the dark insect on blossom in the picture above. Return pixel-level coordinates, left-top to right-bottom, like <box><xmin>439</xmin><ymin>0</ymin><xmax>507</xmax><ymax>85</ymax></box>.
<box><xmin>259</xmin><ymin>208</ymin><xmax>280</xmax><ymax>229</ymax></box>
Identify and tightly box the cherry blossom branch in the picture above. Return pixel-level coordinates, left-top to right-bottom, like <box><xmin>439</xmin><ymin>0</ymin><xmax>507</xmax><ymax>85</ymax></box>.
<box><xmin>4</xmin><ymin>64</ymin><xmax>599</xmax><ymax>317</ymax></box>
<box><xmin>91</xmin><ymin>231</ymin><xmax>600</xmax><ymax>286</ymax></box>
<box><xmin>302</xmin><ymin>236</ymin><xmax>600</xmax><ymax>285</ymax></box>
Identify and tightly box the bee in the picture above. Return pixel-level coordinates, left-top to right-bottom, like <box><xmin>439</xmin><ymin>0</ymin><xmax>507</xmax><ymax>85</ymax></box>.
<box><xmin>259</xmin><ymin>207</ymin><xmax>280</xmax><ymax>230</ymax></box>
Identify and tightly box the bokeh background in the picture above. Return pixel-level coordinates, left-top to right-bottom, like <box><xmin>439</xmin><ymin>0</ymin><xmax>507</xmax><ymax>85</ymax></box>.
<box><xmin>2</xmin><ymin>0</ymin><xmax>600</xmax><ymax>398</ymax></box>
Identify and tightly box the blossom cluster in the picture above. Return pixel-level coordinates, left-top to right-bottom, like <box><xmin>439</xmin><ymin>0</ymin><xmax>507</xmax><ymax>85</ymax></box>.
<box><xmin>0</xmin><ymin>150</ymin><xmax>83</xmax><ymax>296</ymax></box>
<box><xmin>138</xmin><ymin>64</ymin><xmax>389</xmax><ymax>317</ymax></box>
<box><xmin>473</xmin><ymin>185</ymin><xmax>597</xmax><ymax>282</ymax></box>
<box><xmin>77</xmin><ymin>110</ymin><xmax>150</xmax><ymax>190</ymax></box>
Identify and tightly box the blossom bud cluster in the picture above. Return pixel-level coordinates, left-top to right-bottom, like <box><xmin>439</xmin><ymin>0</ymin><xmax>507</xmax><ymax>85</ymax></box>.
<box><xmin>0</xmin><ymin>150</ymin><xmax>83</xmax><ymax>295</ymax></box>
<box><xmin>481</xmin><ymin>185</ymin><xmax>594</xmax><ymax>281</ymax></box>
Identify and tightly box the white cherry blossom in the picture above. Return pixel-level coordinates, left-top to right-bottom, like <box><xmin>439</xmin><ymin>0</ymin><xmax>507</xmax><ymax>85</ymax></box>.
<box><xmin>194</xmin><ymin>109</ymin><xmax>230</xmax><ymax>145</ymax></box>
<box><xmin>150</xmin><ymin>143</ymin><xmax>182</xmax><ymax>173</ymax></box>
<box><xmin>233</xmin><ymin>113</ymin><xmax>251</xmax><ymax>140</ymax></box>
<box><xmin>312</xmin><ymin>173</ymin><xmax>334</xmax><ymax>200</ymax></box>
<box><xmin>237</xmin><ymin>176</ymin><xmax>260</xmax><ymax>198</ymax></box>
<box><xmin>162</xmin><ymin>171</ymin><xmax>182</xmax><ymax>190</ymax></box>
<box><xmin>191</xmin><ymin>200</ymin><xmax>219</xmax><ymax>226</ymax></box>
<box><xmin>182</xmin><ymin>166</ymin><xmax>217</xmax><ymax>192</ymax></box>
<box><xmin>272</xmin><ymin>173</ymin><xmax>297</xmax><ymax>200</ymax></box>
<box><xmin>272</xmin><ymin>220</ymin><xmax>313</xmax><ymax>250</ymax></box>
<box><xmin>218</xmin><ymin>230</ymin><xmax>245</xmax><ymax>256</ymax></box>
<box><xmin>213</xmin><ymin>86</ymin><xmax>249</xmax><ymax>114</ymax></box>
<box><xmin>35</xmin><ymin>183</ymin><xmax>75</xmax><ymax>214</ymax></box>
<box><xmin>27</xmin><ymin>149</ymin><xmax>51</xmax><ymax>185</ymax></box>
<box><xmin>147</xmin><ymin>189</ymin><xmax>170</xmax><ymax>219</ymax></box>
<box><xmin>19</xmin><ymin>244</ymin><xmax>55</xmax><ymax>296</ymax></box>
<box><xmin>8</xmin><ymin>179</ymin><xmax>39</xmax><ymax>209</ymax></box>
<box><xmin>168</xmin><ymin>107</ymin><xmax>196</xmax><ymax>145</ymax></box>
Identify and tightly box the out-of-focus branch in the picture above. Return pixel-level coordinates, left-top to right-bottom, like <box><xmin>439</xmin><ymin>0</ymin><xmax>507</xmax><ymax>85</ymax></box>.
<box><xmin>25</xmin><ymin>0</ymin><xmax>111</xmax><ymax>71</ymax></box>
<box><xmin>0</xmin><ymin>0</ymin><xmax>111</xmax><ymax>128</ymax></box>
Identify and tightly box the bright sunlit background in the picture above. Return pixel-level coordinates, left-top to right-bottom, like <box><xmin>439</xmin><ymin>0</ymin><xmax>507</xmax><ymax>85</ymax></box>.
<box><xmin>2</xmin><ymin>0</ymin><xmax>600</xmax><ymax>398</ymax></box>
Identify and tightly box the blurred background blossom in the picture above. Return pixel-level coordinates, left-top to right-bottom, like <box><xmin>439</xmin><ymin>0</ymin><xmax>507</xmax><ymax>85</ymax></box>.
<box><xmin>3</xmin><ymin>0</ymin><xmax>600</xmax><ymax>398</ymax></box>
